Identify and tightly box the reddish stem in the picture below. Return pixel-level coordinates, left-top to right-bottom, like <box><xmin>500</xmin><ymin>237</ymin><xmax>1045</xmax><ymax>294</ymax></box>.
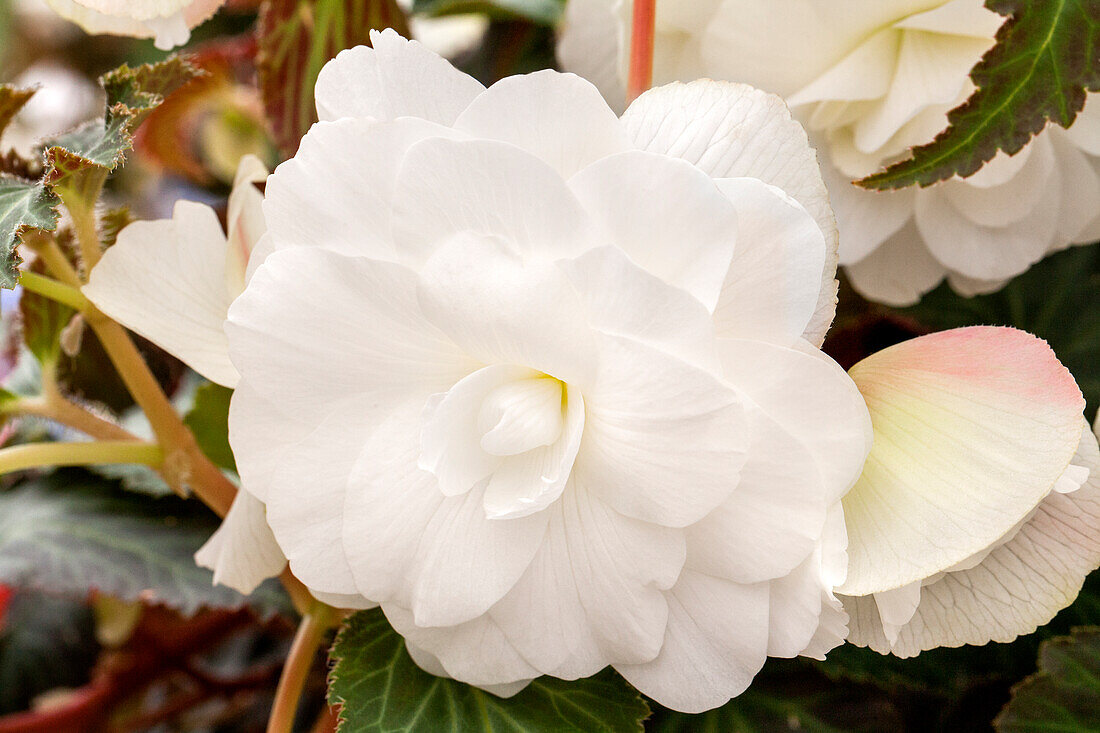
<box><xmin>627</xmin><ymin>0</ymin><xmax>657</xmax><ymax>104</ymax></box>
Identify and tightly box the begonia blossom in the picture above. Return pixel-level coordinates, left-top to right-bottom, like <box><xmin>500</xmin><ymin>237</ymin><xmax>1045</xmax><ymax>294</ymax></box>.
<box><xmin>558</xmin><ymin>0</ymin><xmax>1100</xmax><ymax>304</ymax></box>
<box><xmin>222</xmin><ymin>29</ymin><xmax>872</xmax><ymax>712</ymax></box>
<box><xmin>44</xmin><ymin>0</ymin><xmax>227</xmax><ymax>49</ymax></box>
<box><xmin>837</xmin><ymin>327</ymin><xmax>1100</xmax><ymax>655</ymax></box>
<box><xmin>84</xmin><ymin>155</ymin><xmax>287</xmax><ymax>594</ymax></box>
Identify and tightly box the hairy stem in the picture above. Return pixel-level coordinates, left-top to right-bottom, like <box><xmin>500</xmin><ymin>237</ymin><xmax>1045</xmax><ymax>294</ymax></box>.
<box><xmin>12</xmin><ymin>393</ymin><xmax>135</xmax><ymax>442</ymax></box>
<box><xmin>627</xmin><ymin>0</ymin><xmax>657</xmax><ymax>103</ymax></box>
<box><xmin>0</xmin><ymin>440</ymin><xmax>162</xmax><ymax>476</ymax></box>
<box><xmin>18</xmin><ymin>271</ymin><xmax>89</xmax><ymax>311</ymax></box>
<box><xmin>56</xmin><ymin>169</ymin><xmax>108</xmax><ymax>276</ymax></box>
<box><xmin>268</xmin><ymin>604</ymin><xmax>337</xmax><ymax>733</ymax></box>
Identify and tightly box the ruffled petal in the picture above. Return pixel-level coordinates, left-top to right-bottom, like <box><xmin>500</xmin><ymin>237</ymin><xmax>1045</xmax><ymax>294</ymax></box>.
<box><xmin>454</xmin><ymin>71</ymin><xmax>630</xmax><ymax>177</ymax></box>
<box><xmin>314</xmin><ymin>28</ymin><xmax>484</xmax><ymax>123</ymax></box>
<box><xmin>194</xmin><ymin>488</ymin><xmax>286</xmax><ymax>595</ymax></box>
<box><xmin>568</xmin><ymin>150</ymin><xmax>738</xmax><ymax>312</ymax></box>
<box><xmin>615</xmin><ymin>571</ymin><xmax>769</xmax><ymax>714</ymax></box>
<box><xmin>622</xmin><ymin>80</ymin><xmax>838</xmax><ymax>344</ymax></box>
<box><xmin>712</xmin><ymin>177</ymin><xmax>827</xmax><ymax>345</ymax></box>
<box><xmin>840</xmin><ymin>327</ymin><xmax>1086</xmax><ymax>596</ymax></box>
<box><xmin>844</xmin><ymin>221</ymin><xmax>947</xmax><ymax>307</ymax></box>
<box><xmin>574</xmin><ymin>334</ymin><xmax>748</xmax><ymax>528</ymax></box>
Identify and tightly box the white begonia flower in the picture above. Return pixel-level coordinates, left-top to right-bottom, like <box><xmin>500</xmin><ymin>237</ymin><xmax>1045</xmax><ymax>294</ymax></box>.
<box><xmin>224</xmin><ymin>29</ymin><xmax>872</xmax><ymax>712</ymax></box>
<box><xmin>43</xmin><ymin>0</ymin><xmax>227</xmax><ymax>50</ymax></box>
<box><xmin>558</xmin><ymin>0</ymin><xmax>1100</xmax><ymax>305</ymax></box>
<box><xmin>837</xmin><ymin>327</ymin><xmax>1100</xmax><ymax>656</ymax></box>
<box><xmin>84</xmin><ymin>155</ymin><xmax>288</xmax><ymax>595</ymax></box>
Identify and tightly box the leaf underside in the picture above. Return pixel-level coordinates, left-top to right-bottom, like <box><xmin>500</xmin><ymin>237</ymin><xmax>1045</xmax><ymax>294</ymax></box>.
<box><xmin>994</xmin><ymin>627</ymin><xmax>1100</xmax><ymax>732</ymax></box>
<box><xmin>0</xmin><ymin>470</ymin><xmax>291</xmax><ymax>618</ymax></box>
<box><xmin>859</xmin><ymin>0</ymin><xmax>1100</xmax><ymax>190</ymax></box>
<box><xmin>328</xmin><ymin>608</ymin><xmax>650</xmax><ymax>732</ymax></box>
<box><xmin>257</xmin><ymin>0</ymin><xmax>411</xmax><ymax>157</ymax></box>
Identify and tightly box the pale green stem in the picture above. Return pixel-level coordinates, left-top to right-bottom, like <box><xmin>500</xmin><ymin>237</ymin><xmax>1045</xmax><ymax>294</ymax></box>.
<box><xmin>19</xmin><ymin>271</ymin><xmax>89</xmax><ymax>311</ymax></box>
<box><xmin>0</xmin><ymin>440</ymin><xmax>162</xmax><ymax>476</ymax></box>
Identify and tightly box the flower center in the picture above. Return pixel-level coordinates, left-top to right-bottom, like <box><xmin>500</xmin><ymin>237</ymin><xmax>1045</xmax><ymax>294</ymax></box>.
<box><xmin>477</xmin><ymin>375</ymin><xmax>565</xmax><ymax>457</ymax></box>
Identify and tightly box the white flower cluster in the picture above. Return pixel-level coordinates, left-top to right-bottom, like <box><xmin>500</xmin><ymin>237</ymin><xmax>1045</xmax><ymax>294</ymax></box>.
<box><xmin>83</xmin><ymin>26</ymin><xmax>1100</xmax><ymax>715</ymax></box>
<box><xmin>559</xmin><ymin>0</ymin><xmax>1100</xmax><ymax>305</ymax></box>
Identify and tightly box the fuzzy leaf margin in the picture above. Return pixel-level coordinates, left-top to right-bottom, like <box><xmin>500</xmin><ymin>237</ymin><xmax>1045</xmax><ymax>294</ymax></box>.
<box><xmin>859</xmin><ymin>0</ymin><xmax>1100</xmax><ymax>190</ymax></box>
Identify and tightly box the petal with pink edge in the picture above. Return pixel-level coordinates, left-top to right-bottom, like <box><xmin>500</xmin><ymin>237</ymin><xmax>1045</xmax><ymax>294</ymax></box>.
<box><xmin>841</xmin><ymin>327</ymin><xmax>1086</xmax><ymax>597</ymax></box>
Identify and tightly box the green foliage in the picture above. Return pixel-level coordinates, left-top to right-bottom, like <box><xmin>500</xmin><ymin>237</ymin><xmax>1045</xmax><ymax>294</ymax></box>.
<box><xmin>0</xmin><ymin>470</ymin><xmax>290</xmax><ymax>618</ymax></box>
<box><xmin>329</xmin><ymin>608</ymin><xmax>650</xmax><ymax>732</ymax></box>
<box><xmin>899</xmin><ymin>241</ymin><xmax>1100</xmax><ymax>420</ymax></box>
<box><xmin>995</xmin><ymin>627</ymin><xmax>1100</xmax><ymax>732</ymax></box>
<box><xmin>861</xmin><ymin>0</ymin><xmax>1100</xmax><ymax>190</ymax></box>
<box><xmin>184</xmin><ymin>382</ymin><xmax>236</xmax><ymax>473</ymax></box>
<box><xmin>43</xmin><ymin>56</ymin><xmax>204</xmax><ymax>185</ymax></box>
<box><xmin>257</xmin><ymin>0</ymin><xmax>410</xmax><ymax>156</ymax></box>
<box><xmin>412</xmin><ymin>0</ymin><xmax>563</xmax><ymax>24</ymax></box>
<box><xmin>19</xmin><ymin>266</ymin><xmax>76</xmax><ymax>369</ymax></box>
<box><xmin>0</xmin><ymin>176</ymin><xmax>60</xmax><ymax>289</ymax></box>
<box><xmin>0</xmin><ymin>589</ymin><xmax>99</xmax><ymax>715</ymax></box>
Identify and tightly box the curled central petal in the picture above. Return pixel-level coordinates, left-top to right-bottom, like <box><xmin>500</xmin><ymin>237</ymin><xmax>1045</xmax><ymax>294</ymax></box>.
<box><xmin>478</xmin><ymin>375</ymin><xmax>565</xmax><ymax>456</ymax></box>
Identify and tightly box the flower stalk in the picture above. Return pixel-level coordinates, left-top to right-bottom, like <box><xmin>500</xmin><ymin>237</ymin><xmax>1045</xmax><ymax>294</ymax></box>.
<box><xmin>267</xmin><ymin>603</ymin><xmax>339</xmax><ymax>733</ymax></box>
<box><xmin>626</xmin><ymin>0</ymin><xmax>657</xmax><ymax>103</ymax></box>
<box><xmin>0</xmin><ymin>440</ymin><xmax>162</xmax><ymax>476</ymax></box>
<box><xmin>18</xmin><ymin>271</ymin><xmax>89</xmax><ymax>311</ymax></box>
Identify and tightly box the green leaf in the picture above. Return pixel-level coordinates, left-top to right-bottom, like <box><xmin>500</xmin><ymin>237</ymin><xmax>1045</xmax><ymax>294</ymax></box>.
<box><xmin>0</xmin><ymin>469</ymin><xmax>291</xmax><ymax>618</ymax></box>
<box><xmin>257</xmin><ymin>0</ymin><xmax>410</xmax><ymax>157</ymax></box>
<box><xmin>0</xmin><ymin>589</ymin><xmax>99</xmax><ymax>715</ymax></box>
<box><xmin>329</xmin><ymin>608</ymin><xmax>650</xmax><ymax>732</ymax></box>
<box><xmin>412</xmin><ymin>0</ymin><xmax>563</xmax><ymax>25</ymax></box>
<box><xmin>0</xmin><ymin>176</ymin><xmax>60</xmax><ymax>289</ymax></box>
<box><xmin>43</xmin><ymin>56</ymin><xmax>203</xmax><ymax>185</ymax></box>
<box><xmin>995</xmin><ymin>627</ymin><xmax>1100</xmax><ymax>732</ymax></box>
<box><xmin>860</xmin><ymin>0</ymin><xmax>1100</xmax><ymax>190</ymax></box>
<box><xmin>184</xmin><ymin>382</ymin><xmax>236</xmax><ymax>473</ymax></box>
<box><xmin>898</xmin><ymin>241</ymin><xmax>1100</xmax><ymax>420</ymax></box>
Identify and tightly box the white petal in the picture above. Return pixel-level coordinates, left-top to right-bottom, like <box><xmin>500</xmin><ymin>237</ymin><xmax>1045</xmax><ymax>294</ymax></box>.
<box><xmin>713</xmin><ymin>177</ymin><xmax>827</xmax><ymax>344</ymax></box>
<box><xmin>686</xmin><ymin>403</ymin><xmax>827</xmax><ymax>585</ymax></box>
<box><xmin>623</xmin><ymin>80</ymin><xmax>838</xmax><ymax>344</ymax></box>
<box><xmin>840</xmin><ymin>327</ymin><xmax>1087</xmax><ymax>596</ymax></box>
<box><xmin>386</xmin><ymin>604</ymin><xmax>539</xmax><ymax>687</ymax></box>
<box><xmin>453</xmin><ymin>71</ymin><xmax>630</xmax><ymax>178</ymax></box>
<box><xmin>194</xmin><ymin>488</ymin><xmax>286</xmax><ymax>594</ymax></box>
<box><xmin>416</xmin><ymin>235</ymin><xmax>597</xmax><ymax>387</ymax></box>
<box><xmin>226</xmin><ymin>154</ymin><xmax>268</xmax><ymax>292</ymax></box>
<box><xmin>568</xmin><ymin>150</ymin><xmax>738</xmax><ymax>311</ymax></box>
<box><xmin>84</xmin><ymin>200</ymin><xmax>238</xmax><ymax>387</ymax></box>
<box><xmin>314</xmin><ymin>29</ymin><xmax>484</xmax><ymax>123</ymax></box>
<box><xmin>767</xmin><ymin>553</ymin><xmax>826</xmax><ymax>658</ymax></box>
<box><xmin>45</xmin><ymin>0</ymin><xmax>223</xmax><ymax>46</ymax></box>
<box><xmin>575</xmin><ymin>334</ymin><xmax>748</xmax><ymax>528</ymax></box>
<box><xmin>847</xmin><ymin>423</ymin><xmax>1100</xmax><ymax>656</ymax></box>
<box><xmin>491</xmin><ymin>482</ymin><xmax>685</xmax><ymax>673</ymax></box>
<box><xmin>1051</xmin><ymin>135</ymin><xmax>1100</xmax><ymax>242</ymax></box>
<box><xmin>616</xmin><ymin>571</ymin><xmax>769</xmax><ymax>714</ymax></box>
<box><xmin>915</xmin><ymin>171</ymin><xmax>1059</xmax><ymax>281</ymax></box>
<box><xmin>1061</xmin><ymin>93</ymin><xmax>1100</xmax><ymax>157</ymax></box>
<box><xmin>392</xmin><ymin>137</ymin><xmax>597</xmax><ymax>265</ymax></box>
<box><xmin>718</xmin><ymin>338</ymin><xmax>872</xmax><ymax>504</ymax></box>
<box><xmin>844</xmin><ymin>222</ymin><xmax>947</xmax><ymax>307</ymax></box>
<box><xmin>419</xmin><ymin>365</ymin><xmax>529</xmax><ymax>497</ymax></box>
<box><xmin>482</xmin><ymin>384</ymin><xmax>584</xmax><ymax>520</ymax></box>
<box><xmin>787</xmin><ymin>28</ymin><xmax>899</xmax><ymax>107</ymax></box>
<box><xmin>894</xmin><ymin>0</ymin><xmax>1005</xmax><ymax>37</ymax></box>
<box><xmin>556</xmin><ymin>0</ymin><xmax>628</xmax><ymax>111</ymax></box>
<box><xmin>228</xmin><ymin>248</ymin><xmax>473</xmax><ymax>419</ymax></box>
<box><xmin>942</xmin><ymin>138</ymin><xmax>1055</xmax><ymax>228</ymax></box>
<box><xmin>559</xmin><ymin>246</ymin><xmax>719</xmax><ymax>372</ymax></box>
<box><xmin>344</xmin><ymin>401</ymin><xmax>549</xmax><ymax>628</ymax></box>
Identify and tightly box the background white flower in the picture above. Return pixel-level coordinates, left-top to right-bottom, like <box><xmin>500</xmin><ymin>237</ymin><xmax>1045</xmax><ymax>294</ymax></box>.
<box><xmin>225</xmin><ymin>30</ymin><xmax>872</xmax><ymax>713</ymax></box>
<box><xmin>558</xmin><ymin>0</ymin><xmax>1100</xmax><ymax>305</ymax></box>
<box><xmin>84</xmin><ymin>155</ymin><xmax>288</xmax><ymax>595</ymax></box>
<box><xmin>837</xmin><ymin>327</ymin><xmax>1100</xmax><ymax>655</ymax></box>
<box><xmin>43</xmin><ymin>0</ymin><xmax>227</xmax><ymax>49</ymax></box>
